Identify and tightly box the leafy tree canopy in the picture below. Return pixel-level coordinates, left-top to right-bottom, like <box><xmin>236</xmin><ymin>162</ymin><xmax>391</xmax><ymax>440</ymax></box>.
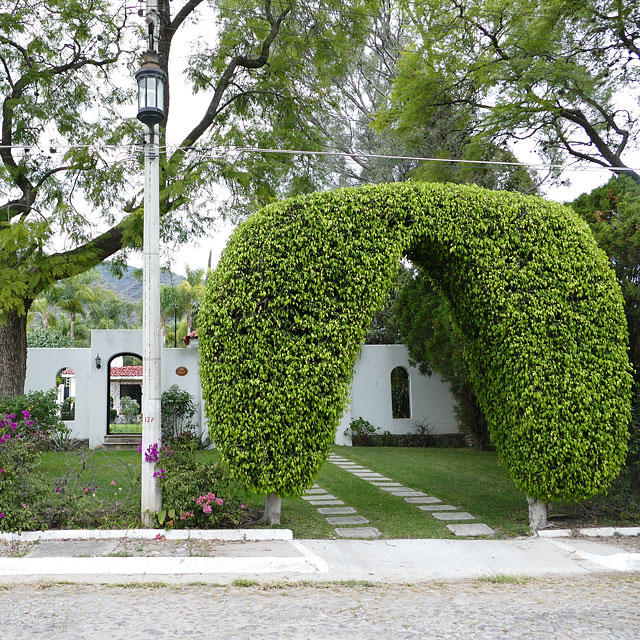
<box><xmin>378</xmin><ymin>0</ymin><xmax>640</xmax><ymax>184</ymax></box>
<box><xmin>0</xmin><ymin>0</ymin><xmax>380</xmax><ymax>395</ymax></box>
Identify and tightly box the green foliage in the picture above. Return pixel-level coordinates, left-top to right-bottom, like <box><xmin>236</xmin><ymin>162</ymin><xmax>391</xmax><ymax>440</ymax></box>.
<box><xmin>344</xmin><ymin>417</ymin><xmax>396</xmax><ymax>447</ymax></box>
<box><xmin>570</xmin><ymin>177</ymin><xmax>640</xmax><ymax>380</ymax></box>
<box><xmin>155</xmin><ymin>441</ymin><xmax>248</xmax><ymax>528</ymax></box>
<box><xmin>119</xmin><ymin>397</ymin><xmax>140</xmax><ymax>424</ymax></box>
<box><xmin>382</xmin><ymin>0</ymin><xmax>640</xmax><ymax>183</ymax></box>
<box><xmin>161</xmin><ymin>386</ymin><xmax>197</xmax><ymax>441</ymax></box>
<box><xmin>200</xmin><ymin>182</ymin><xmax>632</xmax><ymax>502</ymax></box>
<box><xmin>26</xmin><ymin>327</ymin><xmax>72</xmax><ymax>348</ymax></box>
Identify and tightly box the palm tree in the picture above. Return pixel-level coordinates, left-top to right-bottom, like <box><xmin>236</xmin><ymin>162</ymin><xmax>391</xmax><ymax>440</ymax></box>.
<box><xmin>48</xmin><ymin>271</ymin><xmax>97</xmax><ymax>345</ymax></box>
<box><xmin>28</xmin><ymin>297</ymin><xmax>59</xmax><ymax>330</ymax></box>
<box><xmin>175</xmin><ymin>266</ymin><xmax>205</xmax><ymax>335</ymax></box>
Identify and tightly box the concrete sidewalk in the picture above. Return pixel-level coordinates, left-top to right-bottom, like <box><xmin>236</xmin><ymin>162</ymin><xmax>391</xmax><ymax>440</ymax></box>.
<box><xmin>0</xmin><ymin>527</ymin><xmax>639</xmax><ymax>584</ymax></box>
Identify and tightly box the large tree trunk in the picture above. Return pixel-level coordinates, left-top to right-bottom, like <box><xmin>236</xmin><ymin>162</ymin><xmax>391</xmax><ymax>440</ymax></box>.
<box><xmin>0</xmin><ymin>309</ymin><xmax>29</xmax><ymax>397</ymax></box>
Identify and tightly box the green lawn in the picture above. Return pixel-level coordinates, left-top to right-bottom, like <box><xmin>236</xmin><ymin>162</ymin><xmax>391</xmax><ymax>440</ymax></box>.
<box><xmin>109</xmin><ymin>424</ymin><xmax>142</xmax><ymax>434</ymax></box>
<box><xmin>40</xmin><ymin>446</ymin><xmax>530</xmax><ymax>537</ymax></box>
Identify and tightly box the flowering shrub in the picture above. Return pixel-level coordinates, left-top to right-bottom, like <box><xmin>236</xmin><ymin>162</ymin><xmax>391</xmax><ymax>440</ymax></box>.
<box><xmin>0</xmin><ymin>389</ymin><xmax>69</xmax><ymax>447</ymax></box>
<box><xmin>154</xmin><ymin>440</ymin><xmax>249</xmax><ymax>528</ymax></box>
<box><xmin>0</xmin><ymin>410</ymin><xmax>46</xmax><ymax>532</ymax></box>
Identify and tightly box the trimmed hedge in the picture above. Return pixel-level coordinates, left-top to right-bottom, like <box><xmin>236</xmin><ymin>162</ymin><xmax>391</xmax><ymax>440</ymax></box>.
<box><xmin>199</xmin><ymin>182</ymin><xmax>632</xmax><ymax>501</ymax></box>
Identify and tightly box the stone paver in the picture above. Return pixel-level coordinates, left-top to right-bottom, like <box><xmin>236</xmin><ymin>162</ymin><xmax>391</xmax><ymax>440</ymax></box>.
<box><xmin>308</xmin><ymin>500</ymin><xmax>344</xmax><ymax>506</ymax></box>
<box><xmin>303</xmin><ymin>489</ymin><xmax>329</xmax><ymax>495</ymax></box>
<box><xmin>432</xmin><ymin>512</ymin><xmax>476</xmax><ymax>521</ymax></box>
<box><xmin>334</xmin><ymin>527</ymin><xmax>381</xmax><ymax>538</ymax></box>
<box><xmin>326</xmin><ymin>454</ymin><xmax>495</xmax><ymax>537</ymax></box>
<box><xmin>447</xmin><ymin>523</ymin><xmax>496</xmax><ymax>536</ymax></box>
<box><xmin>418</xmin><ymin>504</ymin><xmax>458</xmax><ymax>511</ymax></box>
<box><xmin>317</xmin><ymin>507</ymin><xmax>357</xmax><ymax>515</ymax></box>
<box><xmin>302</xmin><ymin>494</ymin><xmax>337</xmax><ymax>501</ymax></box>
<box><xmin>325</xmin><ymin>516</ymin><xmax>369</xmax><ymax>525</ymax></box>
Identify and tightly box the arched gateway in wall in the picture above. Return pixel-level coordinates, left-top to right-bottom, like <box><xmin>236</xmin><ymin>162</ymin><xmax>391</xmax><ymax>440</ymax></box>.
<box><xmin>199</xmin><ymin>182</ymin><xmax>633</xmax><ymax>504</ymax></box>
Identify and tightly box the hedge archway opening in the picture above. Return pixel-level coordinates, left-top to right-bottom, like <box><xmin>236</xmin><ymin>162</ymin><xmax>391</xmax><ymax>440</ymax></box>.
<box><xmin>199</xmin><ymin>182</ymin><xmax>632</xmax><ymax>504</ymax></box>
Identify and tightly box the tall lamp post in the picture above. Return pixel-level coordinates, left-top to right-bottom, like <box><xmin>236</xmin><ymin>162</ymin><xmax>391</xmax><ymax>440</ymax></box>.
<box><xmin>136</xmin><ymin>49</ymin><xmax>166</xmax><ymax>526</ymax></box>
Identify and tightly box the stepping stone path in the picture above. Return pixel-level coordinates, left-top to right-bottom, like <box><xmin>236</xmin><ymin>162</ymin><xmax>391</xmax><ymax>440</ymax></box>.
<box><xmin>302</xmin><ymin>480</ymin><xmax>380</xmax><ymax>539</ymax></box>
<box><xmin>326</xmin><ymin>454</ymin><xmax>496</xmax><ymax>537</ymax></box>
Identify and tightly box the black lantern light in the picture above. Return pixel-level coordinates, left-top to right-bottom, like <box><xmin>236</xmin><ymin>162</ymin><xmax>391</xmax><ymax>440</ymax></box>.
<box><xmin>95</xmin><ymin>354</ymin><xmax>102</xmax><ymax>369</ymax></box>
<box><xmin>135</xmin><ymin>51</ymin><xmax>166</xmax><ymax>128</ymax></box>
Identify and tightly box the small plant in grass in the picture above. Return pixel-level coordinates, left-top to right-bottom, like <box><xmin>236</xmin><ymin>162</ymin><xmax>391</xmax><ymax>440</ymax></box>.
<box><xmin>345</xmin><ymin>417</ymin><xmax>397</xmax><ymax>447</ymax></box>
<box><xmin>154</xmin><ymin>440</ymin><xmax>249</xmax><ymax>528</ymax></box>
<box><xmin>39</xmin><ymin>449</ymin><xmax>141</xmax><ymax>529</ymax></box>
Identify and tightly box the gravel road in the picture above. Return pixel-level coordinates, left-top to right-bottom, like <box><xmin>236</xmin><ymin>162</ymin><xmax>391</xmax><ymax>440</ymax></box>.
<box><xmin>2</xmin><ymin>574</ymin><xmax>639</xmax><ymax>639</ymax></box>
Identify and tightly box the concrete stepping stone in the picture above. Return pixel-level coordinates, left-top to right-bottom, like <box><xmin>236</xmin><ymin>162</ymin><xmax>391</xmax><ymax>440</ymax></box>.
<box><xmin>379</xmin><ymin>486</ymin><xmax>410</xmax><ymax>492</ymax></box>
<box><xmin>309</xmin><ymin>499</ymin><xmax>344</xmax><ymax>506</ymax></box>
<box><xmin>404</xmin><ymin>496</ymin><xmax>442</xmax><ymax>504</ymax></box>
<box><xmin>348</xmin><ymin>468</ymin><xmax>372</xmax><ymax>473</ymax></box>
<box><xmin>334</xmin><ymin>527</ymin><xmax>380</xmax><ymax>538</ymax></box>
<box><xmin>447</xmin><ymin>523</ymin><xmax>495</xmax><ymax>536</ymax></box>
<box><xmin>432</xmin><ymin>511</ymin><xmax>475</xmax><ymax>521</ymax></box>
<box><xmin>370</xmin><ymin>481</ymin><xmax>402</xmax><ymax>487</ymax></box>
<box><xmin>390</xmin><ymin>491</ymin><xmax>426</xmax><ymax>497</ymax></box>
<box><xmin>325</xmin><ymin>516</ymin><xmax>369</xmax><ymax>525</ymax></box>
<box><xmin>317</xmin><ymin>507</ymin><xmax>357</xmax><ymax>515</ymax></box>
<box><xmin>353</xmin><ymin>472</ymin><xmax>384</xmax><ymax>478</ymax></box>
<box><xmin>304</xmin><ymin>488</ymin><xmax>329</xmax><ymax>495</ymax></box>
<box><xmin>418</xmin><ymin>504</ymin><xmax>458</xmax><ymax>511</ymax></box>
<box><xmin>302</xmin><ymin>494</ymin><xmax>337</xmax><ymax>500</ymax></box>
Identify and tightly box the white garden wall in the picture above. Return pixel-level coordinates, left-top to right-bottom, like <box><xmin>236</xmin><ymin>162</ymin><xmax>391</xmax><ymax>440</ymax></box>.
<box><xmin>335</xmin><ymin>345</ymin><xmax>458</xmax><ymax>446</ymax></box>
<box><xmin>25</xmin><ymin>332</ymin><xmax>457</xmax><ymax>447</ymax></box>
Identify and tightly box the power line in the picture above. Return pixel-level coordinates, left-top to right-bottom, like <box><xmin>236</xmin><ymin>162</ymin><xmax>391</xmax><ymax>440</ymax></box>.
<box><xmin>1</xmin><ymin>143</ymin><xmax>639</xmax><ymax>174</ymax></box>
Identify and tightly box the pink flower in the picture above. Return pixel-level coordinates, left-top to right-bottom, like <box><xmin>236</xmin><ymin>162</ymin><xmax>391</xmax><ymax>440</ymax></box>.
<box><xmin>240</xmin><ymin>504</ymin><xmax>247</xmax><ymax>509</ymax></box>
<box><xmin>111</xmin><ymin>480</ymin><xmax>116</xmax><ymax>486</ymax></box>
<box><xmin>203</xmin><ymin>504</ymin><xmax>212</xmax><ymax>513</ymax></box>
<box><xmin>216</xmin><ymin>498</ymin><xmax>223</xmax><ymax>506</ymax></box>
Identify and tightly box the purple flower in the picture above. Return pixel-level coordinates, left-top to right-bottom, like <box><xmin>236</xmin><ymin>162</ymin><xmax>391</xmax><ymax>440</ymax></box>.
<box><xmin>22</xmin><ymin>410</ymin><xmax>30</xmax><ymax>419</ymax></box>
<box><xmin>0</xmin><ymin>513</ymin><xmax>4</xmax><ymax>518</ymax></box>
<box><xmin>152</xmin><ymin>469</ymin><xmax>165</xmax><ymax>479</ymax></box>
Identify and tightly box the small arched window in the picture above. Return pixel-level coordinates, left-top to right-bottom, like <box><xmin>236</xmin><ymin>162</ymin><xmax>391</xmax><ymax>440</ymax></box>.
<box><xmin>391</xmin><ymin>366</ymin><xmax>410</xmax><ymax>419</ymax></box>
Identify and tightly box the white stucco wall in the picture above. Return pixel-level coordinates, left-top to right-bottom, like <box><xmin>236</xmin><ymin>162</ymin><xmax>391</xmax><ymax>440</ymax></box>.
<box><xmin>25</xmin><ymin>332</ymin><xmax>456</xmax><ymax>448</ymax></box>
<box><xmin>335</xmin><ymin>345</ymin><xmax>458</xmax><ymax>445</ymax></box>
<box><xmin>25</xmin><ymin>330</ymin><xmax>203</xmax><ymax>447</ymax></box>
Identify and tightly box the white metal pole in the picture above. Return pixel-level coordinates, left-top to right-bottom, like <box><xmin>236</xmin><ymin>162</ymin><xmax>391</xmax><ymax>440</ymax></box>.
<box><xmin>141</xmin><ymin>0</ymin><xmax>162</xmax><ymax>527</ymax></box>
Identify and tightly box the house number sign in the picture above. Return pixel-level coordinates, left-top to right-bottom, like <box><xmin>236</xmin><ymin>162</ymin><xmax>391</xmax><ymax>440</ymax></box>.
<box><xmin>175</xmin><ymin>367</ymin><xmax>188</xmax><ymax>376</ymax></box>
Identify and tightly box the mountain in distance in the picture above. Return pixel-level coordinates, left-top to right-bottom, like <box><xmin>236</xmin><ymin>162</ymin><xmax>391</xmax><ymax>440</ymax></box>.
<box><xmin>96</xmin><ymin>263</ymin><xmax>184</xmax><ymax>304</ymax></box>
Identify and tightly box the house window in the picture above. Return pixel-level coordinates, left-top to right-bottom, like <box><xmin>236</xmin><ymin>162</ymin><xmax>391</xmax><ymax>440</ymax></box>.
<box><xmin>391</xmin><ymin>366</ymin><xmax>410</xmax><ymax>419</ymax></box>
<box><xmin>56</xmin><ymin>367</ymin><xmax>75</xmax><ymax>421</ymax></box>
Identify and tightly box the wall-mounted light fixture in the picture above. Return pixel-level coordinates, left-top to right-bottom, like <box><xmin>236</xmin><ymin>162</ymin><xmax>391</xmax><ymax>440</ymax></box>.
<box><xmin>95</xmin><ymin>354</ymin><xmax>102</xmax><ymax>369</ymax></box>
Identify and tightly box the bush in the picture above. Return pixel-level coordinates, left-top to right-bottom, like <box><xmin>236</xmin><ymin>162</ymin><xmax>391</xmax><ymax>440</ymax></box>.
<box><xmin>119</xmin><ymin>396</ymin><xmax>140</xmax><ymax>424</ymax></box>
<box><xmin>161</xmin><ymin>386</ymin><xmax>196</xmax><ymax>441</ymax></box>
<box><xmin>0</xmin><ymin>389</ymin><xmax>69</xmax><ymax>446</ymax></box>
<box><xmin>200</xmin><ymin>182</ymin><xmax>632</xmax><ymax>503</ymax></box>
<box><xmin>153</xmin><ymin>440</ymin><xmax>249</xmax><ymax>528</ymax></box>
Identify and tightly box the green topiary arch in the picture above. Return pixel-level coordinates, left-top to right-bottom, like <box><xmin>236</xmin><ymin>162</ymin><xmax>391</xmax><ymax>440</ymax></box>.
<box><xmin>199</xmin><ymin>182</ymin><xmax>632</xmax><ymax>503</ymax></box>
